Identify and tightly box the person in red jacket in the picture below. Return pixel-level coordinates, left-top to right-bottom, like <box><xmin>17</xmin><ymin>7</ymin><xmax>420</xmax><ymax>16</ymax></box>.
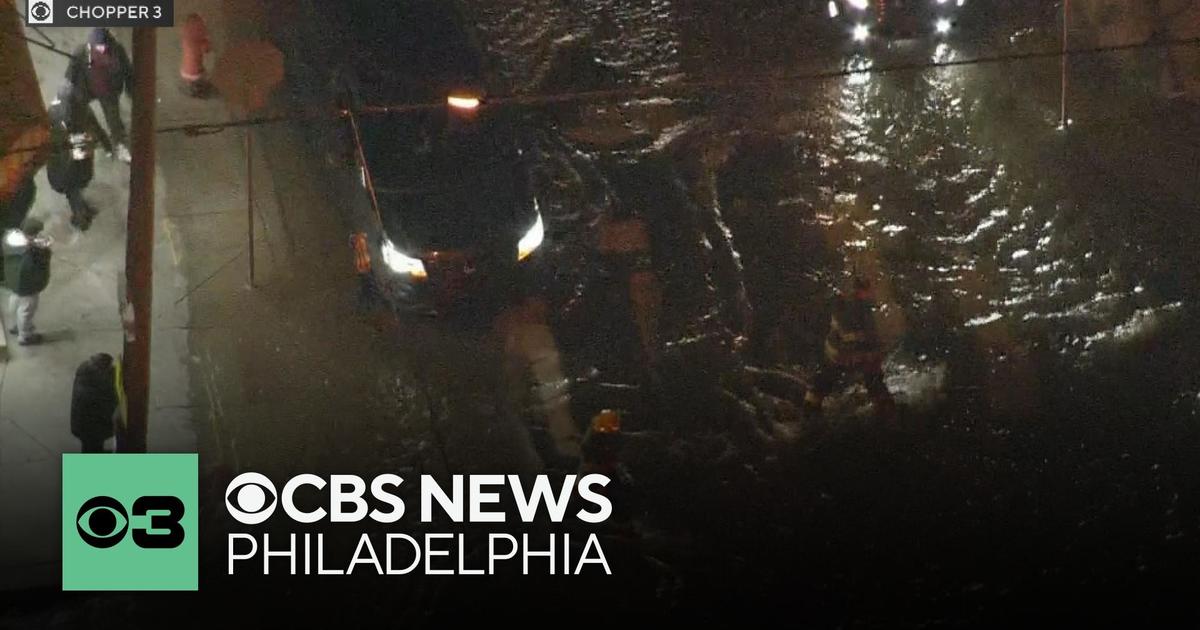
<box><xmin>65</xmin><ymin>28</ymin><xmax>133</xmax><ymax>163</ymax></box>
<box><xmin>180</xmin><ymin>13</ymin><xmax>213</xmax><ymax>98</ymax></box>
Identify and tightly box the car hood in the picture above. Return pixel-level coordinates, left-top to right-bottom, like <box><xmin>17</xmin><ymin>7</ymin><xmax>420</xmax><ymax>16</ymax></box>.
<box><xmin>376</xmin><ymin>183</ymin><xmax>537</xmax><ymax>254</ymax></box>
<box><xmin>363</xmin><ymin>110</ymin><xmax>539</xmax><ymax>254</ymax></box>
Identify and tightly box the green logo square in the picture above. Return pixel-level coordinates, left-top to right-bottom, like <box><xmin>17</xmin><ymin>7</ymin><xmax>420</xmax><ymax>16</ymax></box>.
<box><xmin>62</xmin><ymin>454</ymin><xmax>198</xmax><ymax>591</ymax></box>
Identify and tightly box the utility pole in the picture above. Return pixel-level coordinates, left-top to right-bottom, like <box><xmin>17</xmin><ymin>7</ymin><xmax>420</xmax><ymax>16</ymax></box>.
<box><xmin>246</xmin><ymin>129</ymin><xmax>255</xmax><ymax>287</ymax></box>
<box><xmin>117</xmin><ymin>27</ymin><xmax>157</xmax><ymax>453</ymax></box>
<box><xmin>1060</xmin><ymin>0</ymin><xmax>1070</xmax><ymax>129</ymax></box>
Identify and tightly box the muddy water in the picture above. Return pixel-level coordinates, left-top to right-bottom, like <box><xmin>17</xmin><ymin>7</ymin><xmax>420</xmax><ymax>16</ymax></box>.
<box><xmin>461</xmin><ymin>3</ymin><xmax>1200</xmax><ymax>620</ymax></box>
<box><xmin>475</xmin><ymin>1</ymin><xmax>1196</xmax><ymax>419</ymax></box>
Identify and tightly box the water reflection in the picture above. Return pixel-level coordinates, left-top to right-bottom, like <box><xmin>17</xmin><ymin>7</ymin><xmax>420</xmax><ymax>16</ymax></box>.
<box><xmin>474</xmin><ymin>0</ymin><xmax>1187</xmax><ymax>417</ymax></box>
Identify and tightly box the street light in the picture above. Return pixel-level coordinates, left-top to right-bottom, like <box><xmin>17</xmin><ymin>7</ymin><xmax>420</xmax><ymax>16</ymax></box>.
<box><xmin>853</xmin><ymin>23</ymin><xmax>870</xmax><ymax>42</ymax></box>
<box><xmin>447</xmin><ymin>94</ymin><xmax>481</xmax><ymax>111</ymax></box>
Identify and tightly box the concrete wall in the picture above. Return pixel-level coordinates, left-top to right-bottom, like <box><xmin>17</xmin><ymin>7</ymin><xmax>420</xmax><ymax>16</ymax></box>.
<box><xmin>0</xmin><ymin>0</ymin><xmax>50</xmax><ymax>202</ymax></box>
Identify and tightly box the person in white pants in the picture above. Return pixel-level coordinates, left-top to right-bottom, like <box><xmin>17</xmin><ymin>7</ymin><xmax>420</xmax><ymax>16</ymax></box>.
<box><xmin>10</xmin><ymin>294</ymin><xmax>39</xmax><ymax>344</ymax></box>
<box><xmin>6</xmin><ymin>217</ymin><xmax>51</xmax><ymax>346</ymax></box>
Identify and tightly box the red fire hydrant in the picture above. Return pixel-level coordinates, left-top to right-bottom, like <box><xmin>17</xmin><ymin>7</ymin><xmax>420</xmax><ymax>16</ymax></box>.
<box><xmin>179</xmin><ymin>13</ymin><xmax>212</xmax><ymax>97</ymax></box>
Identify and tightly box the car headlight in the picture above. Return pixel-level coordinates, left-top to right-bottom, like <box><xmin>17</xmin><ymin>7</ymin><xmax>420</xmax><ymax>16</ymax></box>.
<box><xmin>381</xmin><ymin>238</ymin><xmax>427</xmax><ymax>279</ymax></box>
<box><xmin>517</xmin><ymin>212</ymin><xmax>544</xmax><ymax>261</ymax></box>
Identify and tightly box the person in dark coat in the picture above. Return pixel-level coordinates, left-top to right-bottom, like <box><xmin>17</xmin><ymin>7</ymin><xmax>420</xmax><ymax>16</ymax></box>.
<box><xmin>46</xmin><ymin>81</ymin><xmax>110</xmax><ymax>230</ymax></box>
<box><xmin>65</xmin><ymin>28</ymin><xmax>133</xmax><ymax>163</ymax></box>
<box><xmin>71</xmin><ymin>353</ymin><xmax>118</xmax><ymax>453</ymax></box>
<box><xmin>6</xmin><ymin>217</ymin><xmax>52</xmax><ymax>346</ymax></box>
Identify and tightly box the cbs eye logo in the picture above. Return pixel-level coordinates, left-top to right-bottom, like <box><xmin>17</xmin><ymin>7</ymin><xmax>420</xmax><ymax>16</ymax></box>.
<box><xmin>62</xmin><ymin>454</ymin><xmax>198</xmax><ymax>591</ymax></box>
<box><xmin>225</xmin><ymin>472</ymin><xmax>277</xmax><ymax>524</ymax></box>
<box><xmin>76</xmin><ymin>495</ymin><xmax>186</xmax><ymax>549</ymax></box>
<box><xmin>28</xmin><ymin>0</ymin><xmax>54</xmax><ymax>25</ymax></box>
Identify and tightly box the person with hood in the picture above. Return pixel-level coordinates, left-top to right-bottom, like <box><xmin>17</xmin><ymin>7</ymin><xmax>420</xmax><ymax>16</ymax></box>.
<box><xmin>71</xmin><ymin>353</ymin><xmax>118</xmax><ymax>453</ymax></box>
<box><xmin>46</xmin><ymin>81</ymin><xmax>110</xmax><ymax>230</ymax></box>
<box><xmin>5</xmin><ymin>217</ymin><xmax>52</xmax><ymax>346</ymax></box>
<box><xmin>65</xmin><ymin>28</ymin><xmax>133</xmax><ymax>163</ymax></box>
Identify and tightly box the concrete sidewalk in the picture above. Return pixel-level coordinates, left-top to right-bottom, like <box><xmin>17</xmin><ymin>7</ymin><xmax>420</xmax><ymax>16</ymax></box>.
<box><xmin>0</xmin><ymin>0</ymin><xmax>435</xmax><ymax>591</ymax></box>
<box><xmin>0</xmin><ymin>18</ymin><xmax>204</xmax><ymax>589</ymax></box>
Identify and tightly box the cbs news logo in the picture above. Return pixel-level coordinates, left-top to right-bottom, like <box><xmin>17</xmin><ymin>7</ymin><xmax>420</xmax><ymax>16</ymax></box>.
<box><xmin>62</xmin><ymin>454</ymin><xmax>197</xmax><ymax>591</ymax></box>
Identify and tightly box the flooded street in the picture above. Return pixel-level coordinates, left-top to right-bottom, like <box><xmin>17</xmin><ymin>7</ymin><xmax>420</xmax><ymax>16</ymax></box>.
<box><xmin>455</xmin><ymin>2</ymin><xmax>1200</xmax><ymax>623</ymax></box>
<box><xmin>214</xmin><ymin>0</ymin><xmax>1200</xmax><ymax>624</ymax></box>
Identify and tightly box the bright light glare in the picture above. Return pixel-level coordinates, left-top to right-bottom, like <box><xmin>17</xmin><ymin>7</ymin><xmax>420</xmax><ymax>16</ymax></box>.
<box><xmin>381</xmin><ymin>239</ymin><xmax>428</xmax><ymax>279</ymax></box>
<box><xmin>936</xmin><ymin>0</ymin><xmax>949</xmax><ymax>4</ymax></box>
<box><xmin>846</xmin><ymin>57</ymin><xmax>873</xmax><ymax>86</ymax></box>
<box><xmin>447</xmin><ymin>95</ymin><xmax>481</xmax><ymax>110</ymax></box>
<box><xmin>853</xmin><ymin>23</ymin><xmax>870</xmax><ymax>42</ymax></box>
<box><xmin>828</xmin><ymin>0</ymin><xmax>839</xmax><ymax>18</ymax></box>
<box><xmin>957</xmin><ymin>0</ymin><xmax>965</xmax><ymax>5</ymax></box>
<box><xmin>935</xmin><ymin>18</ymin><xmax>952</xmax><ymax>33</ymax></box>
<box><xmin>848</xmin><ymin>0</ymin><xmax>869</xmax><ymax>10</ymax></box>
<box><xmin>517</xmin><ymin>213</ymin><xmax>544</xmax><ymax>261</ymax></box>
<box><xmin>3</xmin><ymin>230</ymin><xmax>27</xmax><ymax>248</ymax></box>
<box><xmin>933</xmin><ymin>42</ymin><xmax>953</xmax><ymax>63</ymax></box>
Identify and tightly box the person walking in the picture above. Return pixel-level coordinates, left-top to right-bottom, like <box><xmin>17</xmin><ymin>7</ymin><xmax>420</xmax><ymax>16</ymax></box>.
<box><xmin>71</xmin><ymin>353</ymin><xmax>119</xmax><ymax>453</ymax></box>
<box><xmin>5</xmin><ymin>217</ymin><xmax>52</xmax><ymax>346</ymax></box>
<box><xmin>46</xmin><ymin>82</ymin><xmax>110</xmax><ymax>230</ymax></box>
<box><xmin>803</xmin><ymin>275</ymin><xmax>896</xmax><ymax>422</ymax></box>
<box><xmin>65</xmin><ymin>28</ymin><xmax>133</xmax><ymax>163</ymax></box>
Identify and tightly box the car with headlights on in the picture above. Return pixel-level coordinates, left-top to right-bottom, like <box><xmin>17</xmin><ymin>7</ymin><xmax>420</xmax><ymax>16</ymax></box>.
<box><xmin>364</xmin><ymin>103</ymin><xmax>546</xmax><ymax>313</ymax></box>
<box><xmin>827</xmin><ymin>0</ymin><xmax>965</xmax><ymax>42</ymax></box>
<box><xmin>273</xmin><ymin>0</ymin><xmax>548</xmax><ymax>314</ymax></box>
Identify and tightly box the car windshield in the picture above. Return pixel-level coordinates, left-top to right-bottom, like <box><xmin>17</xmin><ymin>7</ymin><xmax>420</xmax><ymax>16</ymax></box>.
<box><xmin>370</xmin><ymin>111</ymin><xmax>522</xmax><ymax>192</ymax></box>
<box><xmin>366</xmin><ymin>109</ymin><xmax>531</xmax><ymax>237</ymax></box>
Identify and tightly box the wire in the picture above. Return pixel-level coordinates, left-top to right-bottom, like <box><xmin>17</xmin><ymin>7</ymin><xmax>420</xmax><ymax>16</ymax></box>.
<box><xmin>485</xmin><ymin>35</ymin><xmax>1200</xmax><ymax>107</ymax></box>
<box><xmin>2</xmin><ymin>34</ymin><xmax>1199</xmax><ymax>161</ymax></box>
<box><xmin>2</xmin><ymin>25</ymin><xmax>73</xmax><ymax>58</ymax></box>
